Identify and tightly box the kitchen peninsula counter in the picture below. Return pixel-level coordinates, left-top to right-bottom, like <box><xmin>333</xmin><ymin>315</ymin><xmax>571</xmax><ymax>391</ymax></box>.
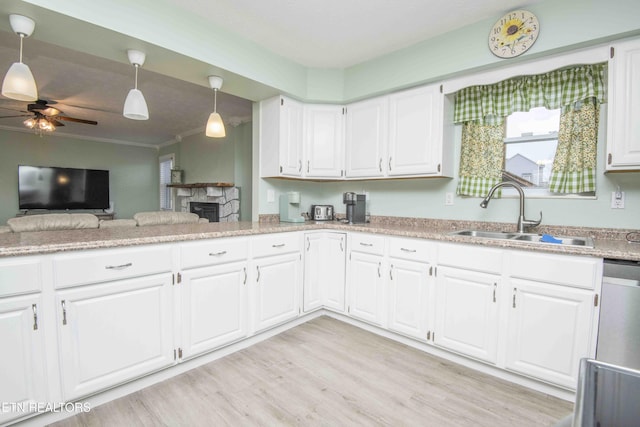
<box><xmin>0</xmin><ymin>219</ymin><xmax>639</xmax><ymax>262</ymax></box>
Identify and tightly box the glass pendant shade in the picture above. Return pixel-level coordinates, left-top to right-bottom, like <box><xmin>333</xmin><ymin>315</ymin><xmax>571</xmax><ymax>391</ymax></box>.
<box><xmin>2</xmin><ymin>62</ymin><xmax>38</xmax><ymax>101</ymax></box>
<box><xmin>123</xmin><ymin>88</ymin><xmax>149</xmax><ymax>120</ymax></box>
<box><xmin>206</xmin><ymin>112</ymin><xmax>226</xmax><ymax>137</ymax></box>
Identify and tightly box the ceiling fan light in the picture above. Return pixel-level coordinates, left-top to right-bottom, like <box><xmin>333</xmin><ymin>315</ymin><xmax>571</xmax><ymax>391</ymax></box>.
<box><xmin>123</xmin><ymin>88</ymin><xmax>149</xmax><ymax>120</ymax></box>
<box><xmin>23</xmin><ymin>117</ymin><xmax>36</xmax><ymax>128</ymax></box>
<box><xmin>206</xmin><ymin>112</ymin><xmax>226</xmax><ymax>138</ymax></box>
<box><xmin>2</xmin><ymin>62</ymin><xmax>38</xmax><ymax>101</ymax></box>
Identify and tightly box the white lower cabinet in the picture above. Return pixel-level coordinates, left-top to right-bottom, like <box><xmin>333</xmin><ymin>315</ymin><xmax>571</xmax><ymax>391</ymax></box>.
<box><xmin>0</xmin><ymin>293</ymin><xmax>47</xmax><ymax>425</ymax></box>
<box><xmin>56</xmin><ymin>274</ymin><xmax>174</xmax><ymax>401</ymax></box>
<box><xmin>180</xmin><ymin>262</ymin><xmax>248</xmax><ymax>359</ymax></box>
<box><xmin>348</xmin><ymin>251</ymin><xmax>386</xmax><ymax>326</ymax></box>
<box><xmin>303</xmin><ymin>232</ymin><xmax>346</xmax><ymax>312</ymax></box>
<box><xmin>387</xmin><ymin>258</ymin><xmax>430</xmax><ymax>340</ymax></box>
<box><xmin>505</xmin><ymin>278</ymin><xmax>596</xmax><ymax>389</ymax></box>
<box><xmin>253</xmin><ymin>252</ymin><xmax>302</xmax><ymax>332</ymax></box>
<box><xmin>434</xmin><ymin>266</ymin><xmax>500</xmax><ymax>364</ymax></box>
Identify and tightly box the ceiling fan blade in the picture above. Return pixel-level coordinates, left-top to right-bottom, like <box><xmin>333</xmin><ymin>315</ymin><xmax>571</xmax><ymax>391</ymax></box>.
<box><xmin>0</xmin><ymin>106</ymin><xmax>29</xmax><ymax>113</ymax></box>
<box><xmin>0</xmin><ymin>114</ymin><xmax>31</xmax><ymax>119</ymax></box>
<box><xmin>49</xmin><ymin>119</ymin><xmax>65</xmax><ymax>127</ymax></box>
<box><xmin>57</xmin><ymin>116</ymin><xmax>98</xmax><ymax>125</ymax></box>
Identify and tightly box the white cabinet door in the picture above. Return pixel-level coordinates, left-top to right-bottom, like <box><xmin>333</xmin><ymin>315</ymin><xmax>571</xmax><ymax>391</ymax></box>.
<box><xmin>304</xmin><ymin>104</ymin><xmax>345</xmax><ymax>178</ymax></box>
<box><xmin>259</xmin><ymin>95</ymin><xmax>304</xmax><ymax>177</ymax></box>
<box><xmin>180</xmin><ymin>262</ymin><xmax>248</xmax><ymax>359</ymax></box>
<box><xmin>345</xmin><ymin>96</ymin><xmax>388</xmax><ymax>178</ymax></box>
<box><xmin>434</xmin><ymin>266</ymin><xmax>499</xmax><ymax>364</ymax></box>
<box><xmin>57</xmin><ymin>274</ymin><xmax>174</xmax><ymax>401</ymax></box>
<box><xmin>607</xmin><ymin>38</ymin><xmax>640</xmax><ymax>170</ymax></box>
<box><xmin>388</xmin><ymin>84</ymin><xmax>443</xmax><ymax>176</ymax></box>
<box><xmin>304</xmin><ymin>233</ymin><xmax>347</xmax><ymax>313</ymax></box>
<box><xmin>348</xmin><ymin>251</ymin><xmax>385</xmax><ymax>326</ymax></box>
<box><xmin>505</xmin><ymin>279</ymin><xmax>595</xmax><ymax>388</ymax></box>
<box><xmin>0</xmin><ymin>294</ymin><xmax>47</xmax><ymax>425</ymax></box>
<box><xmin>254</xmin><ymin>252</ymin><xmax>302</xmax><ymax>332</ymax></box>
<box><xmin>388</xmin><ymin>258</ymin><xmax>430</xmax><ymax>340</ymax></box>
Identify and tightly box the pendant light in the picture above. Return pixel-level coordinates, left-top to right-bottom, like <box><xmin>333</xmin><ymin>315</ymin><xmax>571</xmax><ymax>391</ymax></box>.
<box><xmin>206</xmin><ymin>75</ymin><xmax>226</xmax><ymax>138</ymax></box>
<box><xmin>2</xmin><ymin>14</ymin><xmax>38</xmax><ymax>101</ymax></box>
<box><xmin>123</xmin><ymin>50</ymin><xmax>149</xmax><ymax>120</ymax></box>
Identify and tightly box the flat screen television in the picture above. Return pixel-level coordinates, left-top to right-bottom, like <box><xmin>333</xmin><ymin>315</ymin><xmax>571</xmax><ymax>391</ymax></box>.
<box><xmin>18</xmin><ymin>165</ymin><xmax>110</xmax><ymax>210</ymax></box>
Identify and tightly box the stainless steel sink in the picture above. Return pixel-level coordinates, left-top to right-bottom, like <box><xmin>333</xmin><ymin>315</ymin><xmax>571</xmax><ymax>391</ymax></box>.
<box><xmin>450</xmin><ymin>230</ymin><xmax>594</xmax><ymax>248</ymax></box>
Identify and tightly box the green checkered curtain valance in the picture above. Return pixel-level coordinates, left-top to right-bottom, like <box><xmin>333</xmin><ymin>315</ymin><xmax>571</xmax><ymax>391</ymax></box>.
<box><xmin>454</xmin><ymin>63</ymin><xmax>607</xmax><ymax>125</ymax></box>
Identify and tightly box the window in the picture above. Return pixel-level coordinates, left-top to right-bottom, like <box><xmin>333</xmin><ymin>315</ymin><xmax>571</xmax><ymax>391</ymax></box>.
<box><xmin>159</xmin><ymin>154</ymin><xmax>174</xmax><ymax>210</ymax></box>
<box><xmin>503</xmin><ymin>107</ymin><xmax>559</xmax><ymax>190</ymax></box>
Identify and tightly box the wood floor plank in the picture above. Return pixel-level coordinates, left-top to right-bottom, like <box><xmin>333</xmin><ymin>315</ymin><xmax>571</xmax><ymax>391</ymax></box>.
<box><xmin>49</xmin><ymin>316</ymin><xmax>572</xmax><ymax>427</ymax></box>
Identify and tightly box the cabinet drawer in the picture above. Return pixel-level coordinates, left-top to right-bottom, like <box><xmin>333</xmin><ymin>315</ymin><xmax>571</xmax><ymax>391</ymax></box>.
<box><xmin>437</xmin><ymin>243</ymin><xmax>502</xmax><ymax>274</ymax></box>
<box><xmin>0</xmin><ymin>256</ymin><xmax>42</xmax><ymax>297</ymax></box>
<box><xmin>180</xmin><ymin>238</ymin><xmax>248</xmax><ymax>269</ymax></box>
<box><xmin>507</xmin><ymin>251</ymin><xmax>601</xmax><ymax>289</ymax></box>
<box><xmin>389</xmin><ymin>237</ymin><xmax>432</xmax><ymax>262</ymax></box>
<box><xmin>252</xmin><ymin>232</ymin><xmax>301</xmax><ymax>258</ymax></box>
<box><xmin>53</xmin><ymin>245</ymin><xmax>173</xmax><ymax>288</ymax></box>
<box><xmin>350</xmin><ymin>233</ymin><xmax>385</xmax><ymax>255</ymax></box>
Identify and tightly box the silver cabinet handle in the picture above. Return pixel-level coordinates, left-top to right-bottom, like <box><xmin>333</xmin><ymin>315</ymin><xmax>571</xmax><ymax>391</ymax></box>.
<box><xmin>307</xmin><ymin>160</ymin><xmax>310</xmax><ymax>173</ymax></box>
<box><xmin>298</xmin><ymin>160</ymin><xmax>302</xmax><ymax>172</ymax></box>
<box><xmin>493</xmin><ymin>283</ymin><xmax>497</xmax><ymax>303</ymax></box>
<box><xmin>340</xmin><ymin>239</ymin><xmax>344</xmax><ymax>252</ymax></box>
<box><xmin>378</xmin><ymin>262</ymin><xmax>381</xmax><ymax>278</ymax></box>
<box><xmin>256</xmin><ymin>266</ymin><xmax>260</xmax><ymax>283</ymax></box>
<box><xmin>32</xmin><ymin>304</ymin><xmax>38</xmax><ymax>331</ymax></box>
<box><xmin>389</xmin><ymin>264</ymin><xmax>394</xmax><ymax>280</ymax></box>
<box><xmin>272</xmin><ymin>243</ymin><xmax>286</xmax><ymax>248</ymax></box>
<box><xmin>243</xmin><ymin>267</ymin><xmax>247</xmax><ymax>285</ymax></box>
<box><xmin>389</xmin><ymin>157</ymin><xmax>392</xmax><ymax>171</ymax></box>
<box><xmin>400</xmin><ymin>248</ymin><xmax>416</xmax><ymax>253</ymax></box>
<box><xmin>209</xmin><ymin>251</ymin><xmax>227</xmax><ymax>256</ymax></box>
<box><xmin>379</xmin><ymin>158</ymin><xmax>382</xmax><ymax>172</ymax></box>
<box><xmin>359</xmin><ymin>242</ymin><xmax>373</xmax><ymax>247</ymax></box>
<box><xmin>105</xmin><ymin>262</ymin><xmax>132</xmax><ymax>270</ymax></box>
<box><xmin>306</xmin><ymin>237</ymin><xmax>310</xmax><ymax>251</ymax></box>
<box><xmin>61</xmin><ymin>300</ymin><xmax>67</xmax><ymax>325</ymax></box>
<box><xmin>512</xmin><ymin>288</ymin><xmax>517</xmax><ymax>308</ymax></box>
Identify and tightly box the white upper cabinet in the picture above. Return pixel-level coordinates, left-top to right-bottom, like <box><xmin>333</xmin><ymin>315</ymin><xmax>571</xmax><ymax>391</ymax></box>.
<box><xmin>388</xmin><ymin>84</ymin><xmax>445</xmax><ymax>176</ymax></box>
<box><xmin>345</xmin><ymin>96</ymin><xmax>389</xmax><ymax>178</ymax></box>
<box><xmin>607</xmin><ymin>37</ymin><xmax>640</xmax><ymax>170</ymax></box>
<box><xmin>260</xmin><ymin>95</ymin><xmax>304</xmax><ymax>177</ymax></box>
<box><xmin>304</xmin><ymin>104</ymin><xmax>345</xmax><ymax>178</ymax></box>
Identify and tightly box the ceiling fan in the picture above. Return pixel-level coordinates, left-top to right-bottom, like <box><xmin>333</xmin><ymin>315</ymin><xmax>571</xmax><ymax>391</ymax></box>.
<box><xmin>0</xmin><ymin>99</ymin><xmax>98</xmax><ymax>133</ymax></box>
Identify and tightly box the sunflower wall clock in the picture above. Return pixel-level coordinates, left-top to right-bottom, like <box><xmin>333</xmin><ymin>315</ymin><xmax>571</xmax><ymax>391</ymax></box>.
<box><xmin>489</xmin><ymin>10</ymin><xmax>539</xmax><ymax>58</ymax></box>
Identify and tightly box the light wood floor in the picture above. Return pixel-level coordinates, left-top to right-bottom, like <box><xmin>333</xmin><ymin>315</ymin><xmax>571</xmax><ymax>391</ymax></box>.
<box><xmin>50</xmin><ymin>316</ymin><xmax>572</xmax><ymax>426</ymax></box>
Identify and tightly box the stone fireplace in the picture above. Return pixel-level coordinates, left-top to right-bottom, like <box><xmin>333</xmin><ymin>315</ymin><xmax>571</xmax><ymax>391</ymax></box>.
<box><xmin>190</xmin><ymin>202</ymin><xmax>219</xmax><ymax>222</ymax></box>
<box><xmin>174</xmin><ymin>185</ymin><xmax>240</xmax><ymax>222</ymax></box>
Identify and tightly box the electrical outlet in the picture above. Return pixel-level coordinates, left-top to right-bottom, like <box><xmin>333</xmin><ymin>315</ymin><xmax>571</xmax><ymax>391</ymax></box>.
<box><xmin>445</xmin><ymin>192</ymin><xmax>454</xmax><ymax>206</ymax></box>
<box><xmin>267</xmin><ymin>189</ymin><xmax>275</xmax><ymax>203</ymax></box>
<box><xmin>611</xmin><ymin>191</ymin><xmax>625</xmax><ymax>209</ymax></box>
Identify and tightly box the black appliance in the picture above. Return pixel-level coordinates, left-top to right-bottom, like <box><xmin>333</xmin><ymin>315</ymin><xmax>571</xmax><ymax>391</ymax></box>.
<box><xmin>18</xmin><ymin>165</ymin><xmax>110</xmax><ymax>210</ymax></box>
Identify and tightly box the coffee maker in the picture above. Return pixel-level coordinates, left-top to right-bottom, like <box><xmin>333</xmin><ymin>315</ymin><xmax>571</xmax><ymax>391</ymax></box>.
<box><xmin>279</xmin><ymin>191</ymin><xmax>305</xmax><ymax>223</ymax></box>
<box><xmin>343</xmin><ymin>192</ymin><xmax>366</xmax><ymax>224</ymax></box>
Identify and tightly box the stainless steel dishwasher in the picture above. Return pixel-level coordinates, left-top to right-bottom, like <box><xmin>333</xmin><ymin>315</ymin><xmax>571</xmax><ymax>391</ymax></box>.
<box><xmin>596</xmin><ymin>258</ymin><xmax>640</xmax><ymax>370</ymax></box>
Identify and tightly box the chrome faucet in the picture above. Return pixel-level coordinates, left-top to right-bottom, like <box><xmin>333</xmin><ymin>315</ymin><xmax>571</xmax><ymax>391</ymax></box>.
<box><xmin>480</xmin><ymin>182</ymin><xmax>542</xmax><ymax>233</ymax></box>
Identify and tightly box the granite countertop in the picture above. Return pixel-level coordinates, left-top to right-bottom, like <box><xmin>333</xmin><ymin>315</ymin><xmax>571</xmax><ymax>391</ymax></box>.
<box><xmin>0</xmin><ymin>218</ymin><xmax>639</xmax><ymax>261</ymax></box>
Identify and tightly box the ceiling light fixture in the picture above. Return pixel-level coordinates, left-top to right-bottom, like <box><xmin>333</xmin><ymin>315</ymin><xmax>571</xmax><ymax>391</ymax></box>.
<box><xmin>23</xmin><ymin>113</ymin><xmax>55</xmax><ymax>135</ymax></box>
<box><xmin>206</xmin><ymin>75</ymin><xmax>226</xmax><ymax>138</ymax></box>
<box><xmin>123</xmin><ymin>49</ymin><xmax>149</xmax><ymax>120</ymax></box>
<box><xmin>2</xmin><ymin>14</ymin><xmax>38</xmax><ymax>101</ymax></box>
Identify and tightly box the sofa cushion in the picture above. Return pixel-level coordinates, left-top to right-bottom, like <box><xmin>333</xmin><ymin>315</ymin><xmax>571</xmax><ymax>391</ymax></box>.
<box><xmin>133</xmin><ymin>211</ymin><xmax>202</xmax><ymax>226</ymax></box>
<box><xmin>7</xmin><ymin>213</ymin><xmax>99</xmax><ymax>233</ymax></box>
<box><xmin>99</xmin><ymin>219</ymin><xmax>137</xmax><ymax>228</ymax></box>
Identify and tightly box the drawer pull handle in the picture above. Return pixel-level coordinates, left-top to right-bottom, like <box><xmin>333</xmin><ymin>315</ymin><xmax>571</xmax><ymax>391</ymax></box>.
<box><xmin>272</xmin><ymin>243</ymin><xmax>286</xmax><ymax>248</ymax></box>
<box><xmin>307</xmin><ymin>237</ymin><xmax>310</xmax><ymax>251</ymax></box>
<box><xmin>390</xmin><ymin>265</ymin><xmax>394</xmax><ymax>280</ymax></box>
<box><xmin>379</xmin><ymin>158</ymin><xmax>382</xmax><ymax>172</ymax></box>
<box><xmin>243</xmin><ymin>267</ymin><xmax>247</xmax><ymax>285</ymax></box>
<box><xmin>493</xmin><ymin>283</ymin><xmax>497</xmax><ymax>303</ymax></box>
<box><xmin>209</xmin><ymin>251</ymin><xmax>227</xmax><ymax>256</ymax></box>
<box><xmin>256</xmin><ymin>266</ymin><xmax>260</xmax><ymax>283</ymax></box>
<box><xmin>359</xmin><ymin>242</ymin><xmax>373</xmax><ymax>247</ymax></box>
<box><xmin>378</xmin><ymin>262</ymin><xmax>381</xmax><ymax>278</ymax></box>
<box><xmin>340</xmin><ymin>239</ymin><xmax>344</xmax><ymax>252</ymax></box>
<box><xmin>61</xmin><ymin>300</ymin><xmax>67</xmax><ymax>325</ymax></box>
<box><xmin>400</xmin><ymin>248</ymin><xmax>416</xmax><ymax>253</ymax></box>
<box><xmin>105</xmin><ymin>262</ymin><xmax>133</xmax><ymax>270</ymax></box>
<box><xmin>512</xmin><ymin>288</ymin><xmax>517</xmax><ymax>308</ymax></box>
<box><xmin>32</xmin><ymin>304</ymin><xmax>38</xmax><ymax>331</ymax></box>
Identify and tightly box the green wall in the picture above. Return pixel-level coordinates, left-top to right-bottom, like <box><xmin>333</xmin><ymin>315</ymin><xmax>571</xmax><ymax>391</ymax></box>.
<box><xmin>159</xmin><ymin>122</ymin><xmax>253</xmax><ymax>221</ymax></box>
<box><xmin>0</xmin><ymin>129</ymin><xmax>159</xmax><ymax>223</ymax></box>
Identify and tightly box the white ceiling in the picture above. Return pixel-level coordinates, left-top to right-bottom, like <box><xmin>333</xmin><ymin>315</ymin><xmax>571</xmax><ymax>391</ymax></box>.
<box><xmin>0</xmin><ymin>0</ymin><xmax>540</xmax><ymax>146</ymax></box>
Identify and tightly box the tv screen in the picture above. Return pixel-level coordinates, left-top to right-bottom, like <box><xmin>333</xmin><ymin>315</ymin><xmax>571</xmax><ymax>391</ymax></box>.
<box><xmin>18</xmin><ymin>165</ymin><xmax>110</xmax><ymax>210</ymax></box>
